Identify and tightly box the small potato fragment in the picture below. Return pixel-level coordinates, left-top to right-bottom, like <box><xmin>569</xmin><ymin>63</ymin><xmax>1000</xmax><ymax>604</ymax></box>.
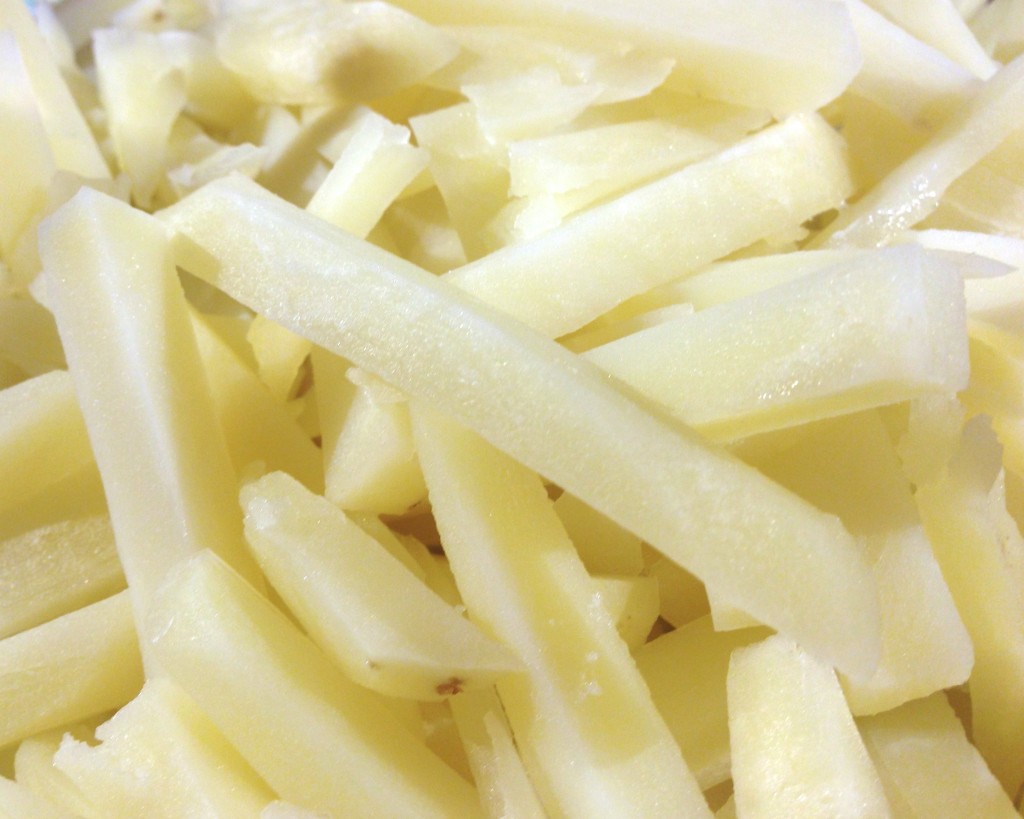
<box><xmin>241</xmin><ymin>471</ymin><xmax>520</xmax><ymax>701</ymax></box>
<box><xmin>215</xmin><ymin>0</ymin><xmax>460</xmax><ymax>105</ymax></box>
<box><xmin>728</xmin><ymin>635</ymin><xmax>892</xmax><ymax>819</ymax></box>
<box><xmin>0</xmin><ymin>592</ymin><xmax>142</xmax><ymax>749</ymax></box>
<box><xmin>147</xmin><ymin>550</ymin><xmax>485</xmax><ymax>819</ymax></box>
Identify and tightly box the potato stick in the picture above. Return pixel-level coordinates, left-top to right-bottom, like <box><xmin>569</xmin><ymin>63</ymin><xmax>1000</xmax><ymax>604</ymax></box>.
<box><xmin>0</xmin><ymin>591</ymin><xmax>142</xmax><ymax>749</ymax></box>
<box><xmin>636</xmin><ymin>616</ymin><xmax>770</xmax><ymax>790</ymax></box>
<box><xmin>14</xmin><ymin>728</ymin><xmax>100</xmax><ymax>819</ymax></box>
<box><xmin>552</xmin><ymin>491</ymin><xmax>644</xmax><ymax>576</ymax></box>
<box><xmin>0</xmin><ymin>515</ymin><xmax>124</xmax><ymax>640</ymax></box>
<box><xmin>727</xmin><ymin>635</ymin><xmax>892</xmax><ymax>819</ymax></box>
<box><xmin>148</xmin><ymin>550</ymin><xmax>485</xmax><ymax>819</ymax></box>
<box><xmin>916</xmin><ymin>418</ymin><xmax>1024</xmax><ymax>795</ymax></box>
<box><xmin>0</xmin><ymin>775</ymin><xmax>78</xmax><ymax>819</ymax></box>
<box><xmin>393</xmin><ymin>0</ymin><xmax>860</xmax><ymax>115</ymax></box>
<box><xmin>0</xmin><ymin>371</ymin><xmax>93</xmax><ymax>525</ymax></box>
<box><xmin>819</xmin><ymin>54</ymin><xmax>1024</xmax><ymax>248</ymax></box>
<box><xmin>0</xmin><ymin>0</ymin><xmax>108</xmax><ymax>179</ymax></box>
<box><xmin>861</xmin><ymin>0</ymin><xmax>996</xmax><ymax>78</ymax></box>
<box><xmin>241</xmin><ymin>471</ymin><xmax>520</xmax><ymax>700</ymax></box>
<box><xmin>190</xmin><ymin>310</ymin><xmax>323</xmax><ymax>493</ymax></box>
<box><xmin>858</xmin><ymin>694</ymin><xmax>1019</xmax><ymax>818</ymax></box>
<box><xmin>41</xmin><ymin>188</ymin><xmax>262</xmax><ymax>649</ymax></box>
<box><xmin>584</xmin><ymin>245</ymin><xmax>969</xmax><ymax>442</ymax></box>
<box><xmin>445</xmin><ymin>112</ymin><xmax>851</xmax><ymax>338</ymax></box>
<box><xmin>449</xmin><ymin>688</ymin><xmax>547</xmax><ymax>819</ymax></box>
<box><xmin>159</xmin><ymin>172</ymin><xmax>880</xmax><ymax>678</ymax></box>
<box><xmin>54</xmin><ymin>679</ymin><xmax>274</xmax><ymax>818</ymax></box>
<box><xmin>413</xmin><ymin>408</ymin><xmax>712</xmax><ymax>818</ymax></box>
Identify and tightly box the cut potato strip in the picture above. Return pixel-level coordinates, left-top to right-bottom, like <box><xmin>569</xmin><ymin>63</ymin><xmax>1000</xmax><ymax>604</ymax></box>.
<box><xmin>915</xmin><ymin>417</ymin><xmax>1024</xmax><ymax>795</ymax></box>
<box><xmin>190</xmin><ymin>311</ymin><xmax>323</xmax><ymax>493</ymax></box>
<box><xmin>820</xmin><ymin>53</ymin><xmax>1024</xmax><ymax>247</ymax></box>
<box><xmin>584</xmin><ymin>245</ymin><xmax>969</xmax><ymax>442</ymax></box>
<box><xmin>552</xmin><ymin>491</ymin><xmax>644</xmax><ymax>576</ymax></box>
<box><xmin>14</xmin><ymin>726</ymin><xmax>101</xmax><ymax>819</ymax></box>
<box><xmin>0</xmin><ymin>591</ymin><xmax>142</xmax><ymax>749</ymax></box>
<box><xmin>41</xmin><ymin>189</ymin><xmax>262</xmax><ymax>637</ymax></box>
<box><xmin>592</xmin><ymin>575</ymin><xmax>660</xmax><ymax>652</ymax></box>
<box><xmin>636</xmin><ymin>617</ymin><xmax>770</xmax><ymax>790</ymax></box>
<box><xmin>53</xmin><ymin>679</ymin><xmax>274</xmax><ymax>819</ymax></box>
<box><xmin>859</xmin><ymin>693</ymin><xmax>1019</xmax><ymax>818</ymax></box>
<box><xmin>445</xmin><ymin>112</ymin><xmax>851</xmax><ymax>338</ymax></box>
<box><xmin>0</xmin><ymin>371</ymin><xmax>93</xmax><ymax>526</ymax></box>
<box><xmin>450</xmin><ymin>688</ymin><xmax>547</xmax><ymax>819</ymax></box>
<box><xmin>0</xmin><ymin>514</ymin><xmax>124</xmax><ymax>640</ymax></box>
<box><xmin>0</xmin><ymin>775</ymin><xmax>77</xmax><ymax>819</ymax></box>
<box><xmin>0</xmin><ymin>0</ymin><xmax>108</xmax><ymax>179</ymax></box>
<box><xmin>393</xmin><ymin>0</ymin><xmax>861</xmax><ymax>115</ymax></box>
<box><xmin>728</xmin><ymin>634</ymin><xmax>892</xmax><ymax>818</ymax></box>
<box><xmin>147</xmin><ymin>550</ymin><xmax>484</xmax><ymax>819</ymax></box>
<box><xmin>241</xmin><ymin>471</ymin><xmax>520</xmax><ymax>700</ymax></box>
<box><xmin>413</xmin><ymin>407</ymin><xmax>711</xmax><ymax>818</ymax></box>
<box><xmin>160</xmin><ymin>172</ymin><xmax>880</xmax><ymax>678</ymax></box>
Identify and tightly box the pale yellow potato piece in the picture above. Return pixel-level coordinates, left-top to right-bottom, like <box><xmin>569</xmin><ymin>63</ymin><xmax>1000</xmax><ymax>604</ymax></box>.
<box><xmin>41</xmin><ymin>188</ymin><xmax>262</xmax><ymax>641</ymax></box>
<box><xmin>0</xmin><ymin>298</ymin><xmax>64</xmax><ymax>378</ymax></box>
<box><xmin>93</xmin><ymin>28</ymin><xmax>186</xmax><ymax>208</ymax></box>
<box><xmin>215</xmin><ymin>0</ymin><xmax>460</xmax><ymax>105</ymax></box>
<box><xmin>393</xmin><ymin>0</ymin><xmax>860</xmax><ymax>115</ymax></box>
<box><xmin>241</xmin><ymin>471</ymin><xmax>520</xmax><ymax>700</ymax></box>
<box><xmin>820</xmin><ymin>54</ymin><xmax>1024</xmax><ymax>247</ymax></box>
<box><xmin>316</xmin><ymin>362</ymin><xmax>426</xmax><ymax>514</ymax></box>
<box><xmin>14</xmin><ymin>727</ymin><xmax>101</xmax><ymax>819</ymax></box>
<box><xmin>728</xmin><ymin>635</ymin><xmax>892</xmax><ymax>819</ymax></box>
<box><xmin>859</xmin><ymin>693</ymin><xmax>1019</xmax><ymax>818</ymax></box>
<box><xmin>410</xmin><ymin>102</ymin><xmax>509</xmax><ymax>260</ymax></box>
<box><xmin>54</xmin><ymin>679</ymin><xmax>274</xmax><ymax>818</ymax></box>
<box><xmin>0</xmin><ymin>370</ymin><xmax>93</xmax><ymax>526</ymax></box>
<box><xmin>445</xmin><ymin>112</ymin><xmax>852</xmax><ymax>338</ymax></box>
<box><xmin>748</xmin><ymin>410</ymin><xmax>974</xmax><ymax>714</ymax></box>
<box><xmin>584</xmin><ymin>245</ymin><xmax>969</xmax><ymax>442</ymax></box>
<box><xmin>552</xmin><ymin>490</ymin><xmax>643</xmax><ymax>576</ymax></box>
<box><xmin>413</xmin><ymin>408</ymin><xmax>712</xmax><ymax>818</ymax></box>
<box><xmin>0</xmin><ymin>514</ymin><xmax>124</xmax><ymax>640</ymax></box>
<box><xmin>191</xmin><ymin>310</ymin><xmax>323</xmax><ymax>492</ymax></box>
<box><xmin>0</xmin><ymin>0</ymin><xmax>108</xmax><ymax>178</ymax></box>
<box><xmin>450</xmin><ymin>688</ymin><xmax>547</xmax><ymax>819</ymax></box>
<box><xmin>862</xmin><ymin>0</ymin><xmax>996</xmax><ymax>78</ymax></box>
<box><xmin>635</xmin><ymin>616</ymin><xmax>770</xmax><ymax>790</ymax></box>
<box><xmin>0</xmin><ymin>592</ymin><xmax>142</xmax><ymax>749</ymax></box>
<box><xmin>160</xmin><ymin>173</ymin><xmax>880</xmax><ymax>677</ymax></box>
<box><xmin>381</xmin><ymin>187</ymin><xmax>469</xmax><ymax>273</ymax></box>
<box><xmin>645</xmin><ymin>554</ymin><xmax>709</xmax><ymax>628</ymax></box>
<box><xmin>0</xmin><ymin>775</ymin><xmax>76</xmax><ymax>819</ymax></box>
<box><xmin>147</xmin><ymin>550</ymin><xmax>484</xmax><ymax>818</ymax></box>
<box><xmin>843</xmin><ymin>0</ymin><xmax>975</xmax><ymax>130</ymax></box>
<box><xmin>915</xmin><ymin>417</ymin><xmax>1024</xmax><ymax>795</ymax></box>
<box><xmin>0</xmin><ymin>34</ymin><xmax>53</xmax><ymax>264</ymax></box>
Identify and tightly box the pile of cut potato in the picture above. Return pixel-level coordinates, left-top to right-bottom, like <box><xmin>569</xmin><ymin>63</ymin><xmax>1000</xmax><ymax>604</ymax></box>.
<box><xmin>2</xmin><ymin>0</ymin><xmax>1024</xmax><ymax>815</ymax></box>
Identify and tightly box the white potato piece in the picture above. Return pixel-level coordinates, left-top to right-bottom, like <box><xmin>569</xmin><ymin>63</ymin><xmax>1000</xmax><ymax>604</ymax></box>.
<box><xmin>41</xmin><ymin>188</ymin><xmax>262</xmax><ymax>649</ymax></box>
<box><xmin>636</xmin><ymin>617</ymin><xmax>770</xmax><ymax>790</ymax></box>
<box><xmin>147</xmin><ymin>550</ymin><xmax>485</xmax><ymax>819</ymax></box>
<box><xmin>728</xmin><ymin>635</ymin><xmax>892</xmax><ymax>819</ymax></box>
<box><xmin>915</xmin><ymin>417</ymin><xmax>1024</xmax><ymax>795</ymax></box>
<box><xmin>0</xmin><ymin>371</ymin><xmax>93</xmax><ymax>527</ymax></box>
<box><xmin>820</xmin><ymin>53</ymin><xmax>1024</xmax><ymax>247</ymax></box>
<box><xmin>0</xmin><ymin>592</ymin><xmax>142</xmax><ymax>749</ymax></box>
<box><xmin>0</xmin><ymin>0</ymin><xmax>108</xmax><ymax>178</ymax></box>
<box><xmin>0</xmin><ymin>34</ymin><xmax>53</xmax><ymax>264</ymax></box>
<box><xmin>592</xmin><ymin>575</ymin><xmax>660</xmax><ymax>652</ymax></box>
<box><xmin>54</xmin><ymin>679</ymin><xmax>274</xmax><ymax>818</ymax></box>
<box><xmin>413</xmin><ymin>408</ymin><xmax>711</xmax><ymax>818</ymax></box>
<box><xmin>584</xmin><ymin>245</ymin><xmax>969</xmax><ymax>442</ymax></box>
<box><xmin>859</xmin><ymin>693</ymin><xmax>1019</xmax><ymax>818</ymax></box>
<box><xmin>215</xmin><ymin>0</ymin><xmax>460</xmax><ymax>105</ymax></box>
<box><xmin>445</xmin><ymin>112</ymin><xmax>852</xmax><ymax>338</ymax></box>
<box><xmin>0</xmin><ymin>514</ymin><xmax>124</xmax><ymax>640</ymax></box>
<box><xmin>241</xmin><ymin>471</ymin><xmax>520</xmax><ymax>700</ymax></box>
<box><xmin>0</xmin><ymin>775</ymin><xmax>77</xmax><ymax>819</ymax></box>
<box><xmin>14</xmin><ymin>726</ymin><xmax>101</xmax><ymax>819</ymax></box>
<box><xmin>93</xmin><ymin>28</ymin><xmax>186</xmax><ymax>207</ymax></box>
<box><xmin>160</xmin><ymin>173</ymin><xmax>881</xmax><ymax>678</ymax></box>
<box><xmin>393</xmin><ymin>0</ymin><xmax>861</xmax><ymax>115</ymax></box>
